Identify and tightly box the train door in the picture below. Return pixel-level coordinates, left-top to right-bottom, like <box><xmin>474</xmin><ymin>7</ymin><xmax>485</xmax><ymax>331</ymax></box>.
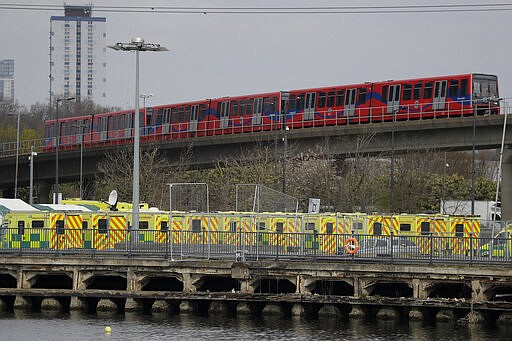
<box><xmin>219</xmin><ymin>101</ymin><xmax>230</xmax><ymax>129</ymax></box>
<box><xmin>344</xmin><ymin>89</ymin><xmax>357</xmax><ymax>117</ymax></box>
<box><xmin>162</xmin><ymin>108</ymin><xmax>170</xmax><ymax>134</ymax></box>
<box><xmin>386</xmin><ymin>85</ymin><xmax>401</xmax><ymax>114</ymax></box>
<box><xmin>99</xmin><ymin>116</ymin><xmax>108</xmax><ymax>141</ymax></box>
<box><xmin>253</xmin><ymin>98</ymin><xmax>263</xmax><ymax>126</ymax></box>
<box><xmin>304</xmin><ymin>92</ymin><xmax>316</xmax><ymax>121</ymax></box>
<box><xmin>433</xmin><ymin>80</ymin><xmax>447</xmax><ymax>110</ymax></box>
<box><xmin>190</xmin><ymin>105</ymin><xmax>199</xmax><ymax>132</ymax></box>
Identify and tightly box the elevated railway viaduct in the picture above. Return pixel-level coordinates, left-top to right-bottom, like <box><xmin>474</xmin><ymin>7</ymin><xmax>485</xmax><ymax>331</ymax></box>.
<box><xmin>0</xmin><ymin>115</ymin><xmax>510</xmax><ymax>216</ymax></box>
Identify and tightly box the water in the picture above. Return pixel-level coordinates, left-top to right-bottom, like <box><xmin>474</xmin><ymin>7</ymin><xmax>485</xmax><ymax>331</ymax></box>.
<box><xmin>0</xmin><ymin>311</ymin><xmax>510</xmax><ymax>340</ymax></box>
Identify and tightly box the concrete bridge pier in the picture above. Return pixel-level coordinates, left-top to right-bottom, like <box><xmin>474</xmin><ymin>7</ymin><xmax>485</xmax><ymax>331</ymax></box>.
<box><xmin>501</xmin><ymin>147</ymin><xmax>512</xmax><ymax>221</ymax></box>
<box><xmin>37</xmin><ymin>180</ymin><xmax>51</xmax><ymax>204</ymax></box>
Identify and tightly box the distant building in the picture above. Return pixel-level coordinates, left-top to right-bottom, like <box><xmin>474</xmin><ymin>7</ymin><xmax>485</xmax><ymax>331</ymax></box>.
<box><xmin>50</xmin><ymin>5</ymin><xmax>106</xmax><ymax>104</ymax></box>
<box><xmin>0</xmin><ymin>59</ymin><xmax>14</xmax><ymax>103</ymax></box>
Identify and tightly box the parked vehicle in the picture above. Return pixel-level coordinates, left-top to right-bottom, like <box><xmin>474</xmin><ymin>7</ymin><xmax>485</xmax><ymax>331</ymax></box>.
<box><xmin>359</xmin><ymin>237</ymin><xmax>421</xmax><ymax>257</ymax></box>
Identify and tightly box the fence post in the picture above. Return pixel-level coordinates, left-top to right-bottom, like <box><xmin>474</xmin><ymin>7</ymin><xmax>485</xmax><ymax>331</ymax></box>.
<box><xmin>429</xmin><ymin>232</ymin><xmax>433</xmax><ymax>265</ymax></box>
<box><xmin>469</xmin><ymin>233</ymin><xmax>473</xmax><ymax>265</ymax></box>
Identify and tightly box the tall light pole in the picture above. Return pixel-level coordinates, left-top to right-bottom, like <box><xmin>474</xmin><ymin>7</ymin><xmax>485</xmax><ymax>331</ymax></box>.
<box><xmin>29</xmin><ymin>146</ymin><xmax>37</xmax><ymax>204</ymax></box>
<box><xmin>55</xmin><ymin>96</ymin><xmax>75</xmax><ymax>204</ymax></box>
<box><xmin>109</xmin><ymin>38</ymin><xmax>168</xmax><ymax>230</ymax></box>
<box><xmin>7</xmin><ymin>111</ymin><xmax>20</xmax><ymax>198</ymax></box>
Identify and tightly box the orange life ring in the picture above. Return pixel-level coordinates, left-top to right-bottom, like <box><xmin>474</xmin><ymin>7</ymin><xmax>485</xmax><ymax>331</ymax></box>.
<box><xmin>345</xmin><ymin>237</ymin><xmax>359</xmax><ymax>255</ymax></box>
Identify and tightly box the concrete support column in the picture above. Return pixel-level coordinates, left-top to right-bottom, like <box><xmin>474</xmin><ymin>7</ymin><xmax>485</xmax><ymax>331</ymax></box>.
<box><xmin>240</xmin><ymin>280</ymin><xmax>254</xmax><ymax>294</ymax></box>
<box><xmin>37</xmin><ymin>180</ymin><xmax>51</xmax><ymax>204</ymax></box>
<box><xmin>125</xmin><ymin>298</ymin><xmax>143</xmax><ymax>312</ymax></box>
<box><xmin>182</xmin><ymin>273</ymin><xmax>194</xmax><ymax>292</ymax></box>
<box><xmin>127</xmin><ymin>270</ymin><xmax>139</xmax><ymax>291</ymax></box>
<box><xmin>501</xmin><ymin>147</ymin><xmax>512</xmax><ymax>220</ymax></box>
<box><xmin>412</xmin><ymin>279</ymin><xmax>426</xmax><ymax>299</ymax></box>
<box><xmin>471</xmin><ymin>280</ymin><xmax>485</xmax><ymax>301</ymax></box>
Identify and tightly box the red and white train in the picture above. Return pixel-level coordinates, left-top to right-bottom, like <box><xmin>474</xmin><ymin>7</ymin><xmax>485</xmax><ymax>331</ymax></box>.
<box><xmin>44</xmin><ymin>73</ymin><xmax>500</xmax><ymax>151</ymax></box>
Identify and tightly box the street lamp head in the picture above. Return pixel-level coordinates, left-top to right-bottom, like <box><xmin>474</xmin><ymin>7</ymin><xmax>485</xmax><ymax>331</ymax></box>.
<box><xmin>132</xmin><ymin>37</ymin><xmax>144</xmax><ymax>45</ymax></box>
<box><xmin>56</xmin><ymin>96</ymin><xmax>75</xmax><ymax>103</ymax></box>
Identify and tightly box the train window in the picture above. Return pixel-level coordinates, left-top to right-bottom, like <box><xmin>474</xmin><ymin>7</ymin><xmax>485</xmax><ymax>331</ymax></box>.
<box><xmin>199</xmin><ymin>104</ymin><xmax>207</xmax><ymax>117</ymax></box>
<box><xmin>346</xmin><ymin>89</ymin><xmax>357</xmax><ymax>105</ymax></box>
<box><xmin>56</xmin><ymin>220</ymin><xmax>64</xmax><ymax>235</ymax></box>
<box><xmin>239</xmin><ymin>100</ymin><xmax>245</xmax><ymax>115</ymax></box>
<box><xmin>420</xmin><ymin>222</ymin><xmax>431</xmax><ymax>235</ymax></box>
<box><xmin>327</xmin><ymin>91</ymin><xmax>335</xmax><ymax>107</ymax></box>
<box><xmin>192</xmin><ymin>219</ymin><xmax>201</xmax><ymax>233</ymax></box>
<box><xmin>32</xmin><ymin>220</ymin><xmax>44</xmax><ymax>229</ymax></box>
<box><xmin>276</xmin><ymin>222</ymin><xmax>284</xmax><ymax>233</ymax></box>
<box><xmin>358</xmin><ymin>88</ymin><xmax>367</xmax><ymax>104</ymax></box>
<box><xmin>296</xmin><ymin>93</ymin><xmax>305</xmax><ymax>111</ymax></box>
<box><xmin>263</xmin><ymin>97</ymin><xmax>272</xmax><ymax>113</ymax></box>
<box><xmin>400</xmin><ymin>223</ymin><xmax>411</xmax><ymax>232</ymax></box>
<box><xmin>98</xmin><ymin>219</ymin><xmax>108</xmax><ymax>234</ymax></box>
<box><xmin>171</xmin><ymin>107</ymin><xmax>178</xmax><ymax>123</ymax></box>
<box><xmin>449</xmin><ymin>80</ymin><xmax>459</xmax><ymax>97</ymax></box>
<box><xmin>231</xmin><ymin>101</ymin><xmax>238</xmax><ymax>116</ymax></box>
<box><xmin>191</xmin><ymin>105</ymin><xmax>199</xmax><ymax>121</ymax></box>
<box><xmin>288</xmin><ymin>94</ymin><xmax>297</xmax><ymax>111</ymax></box>
<box><xmin>178</xmin><ymin>106</ymin><xmax>185</xmax><ymax>123</ymax></box>
<box><xmin>336</xmin><ymin>90</ymin><xmax>345</xmax><ymax>106</ymax></box>
<box><xmin>460</xmin><ymin>79</ymin><xmax>468</xmax><ymax>97</ymax></box>
<box><xmin>272</xmin><ymin>96</ymin><xmax>278</xmax><ymax>110</ymax></box>
<box><xmin>18</xmin><ymin>221</ymin><xmax>25</xmax><ymax>235</ymax></box>
<box><xmin>318</xmin><ymin>92</ymin><xmax>326</xmax><ymax>108</ymax></box>
<box><xmin>403</xmin><ymin>84</ymin><xmax>412</xmax><ymax>101</ymax></box>
<box><xmin>160</xmin><ymin>221</ymin><xmax>168</xmax><ymax>232</ymax></box>
<box><xmin>326</xmin><ymin>222</ymin><xmax>333</xmax><ymax>234</ymax></box>
<box><xmin>139</xmin><ymin>221</ymin><xmax>149</xmax><ymax>230</ymax></box>
<box><xmin>246</xmin><ymin>99</ymin><xmax>253</xmax><ymax>115</ymax></box>
<box><xmin>154</xmin><ymin>110</ymin><xmax>163</xmax><ymax>125</ymax></box>
<box><xmin>455</xmin><ymin>224</ymin><xmax>464</xmax><ymax>237</ymax></box>
<box><xmin>373</xmin><ymin>222</ymin><xmax>382</xmax><ymax>235</ymax></box>
<box><xmin>423</xmin><ymin>82</ymin><xmax>433</xmax><ymax>99</ymax></box>
<box><xmin>413</xmin><ymin>83</ymin><xmax>422</xmax><ymax>100</ymax></box>
<box><xmin>184</xmin><ymin>106</ymin><xmax>191</xmax><ymax>122</ymax></box>
<box><xmin>382</xmin><ymin>86</ymin><xmax>389</xmax><ymax>104</ymax></box>
<box><xmin>163</xmin><ymin>108</ymin><xmax>170</xmax><ymax>123</ymax></box>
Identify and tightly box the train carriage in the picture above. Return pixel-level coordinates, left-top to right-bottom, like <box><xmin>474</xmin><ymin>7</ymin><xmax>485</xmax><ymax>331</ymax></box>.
<box><xmin>42</xmin><ymin>73</ymin><xmax>500</xmax><ymax>153</ymax></box>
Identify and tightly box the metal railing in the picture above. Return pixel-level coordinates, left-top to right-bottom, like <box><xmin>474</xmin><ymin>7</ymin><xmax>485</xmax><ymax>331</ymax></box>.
<box><xmin>1</xmin><ymin>228</ymin><xmax>511</xmax><ymax>265</ymax></box>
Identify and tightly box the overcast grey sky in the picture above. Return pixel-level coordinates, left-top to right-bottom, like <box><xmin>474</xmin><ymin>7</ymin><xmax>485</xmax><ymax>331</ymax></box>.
<box><xmin>1</xmin><ymin>1</ymin><xmax>511</xmax><ymax>110</ymax></box>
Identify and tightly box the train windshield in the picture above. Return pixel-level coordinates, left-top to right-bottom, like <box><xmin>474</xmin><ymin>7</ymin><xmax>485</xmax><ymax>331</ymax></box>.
<box><xmin>473</xmin><ymin>74</ymin><xmax>498</xmax><ymax>100</ymax></box>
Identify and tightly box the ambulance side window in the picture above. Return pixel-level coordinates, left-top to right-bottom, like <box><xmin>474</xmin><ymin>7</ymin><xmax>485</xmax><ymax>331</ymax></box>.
<box><xmin>56</xmin><ymin>220</ymin><xmax>64</xmax><ymax>235</ymax></box>
<box><xmin>400</xmin><ymin>223</ymin><xmax>411</xmax><ymax>232</ymax></box>
<box><xmin>353</xmin><ymin>222</ymin><xmax>363</xmax><ymax>231</ymax></box>
<box><xmin>230</xmin><ymin>221</ymin><xmax>237</xmax><ymax>233</ymax></box>
<box><xmin>276</xmin><ymin>222</ymin><xmax>284</xmax><ymax>233</ymax></box>
<box><xmin>326</xmin><ymin>222</ymin><xmax>334</xmax><ymax>234</ymax></box>
<box><xmin>420</xmin><ymin>222</ymin><xmax>431</xmax><ymax>235</ymax></box>
<box><xmin>160</xmin><ymin>221</ymin><xmax>168</xmax><ymax>232</ymax></box>
<box><xmin>192</xmin><ymin>219</ymin><xmax>201</xmax><ymax>233</ymax></box>
<box><xmin>305</xmin><ymin>222</ymin><xmax>316</xmax><ymax>231</ymax></box>
<box><xmin>82</xmin><ymin>221</ymin><xmax>88</xmax><ymax>230</ymax></box>
<box><xmin>373</xmin><ymin>222</ymin><xmax>382</xmax><ymax>235</ymax></box>
<box><xmin>32</xmin><ymin>220</ymin><xmax>44</xmax><ymax>229</ymax></box>
<box><xmin>139</xmin><ymin>221</ymin><xmax>149</xmax><ymax>230</ymax></box>
<box><xmin>98</xmin><ymin>219</ymin><xmax>108</xmax><ymax>234</ymax></box>
<box><xmin>18</xmin><ymin>221</ymin><xmax>25</xmax><ymax>235</ymax></box>
<box><xmin>455</xmin><ymin>224</ymin><xmax>464</xmax><ymax>237</ymax></box>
